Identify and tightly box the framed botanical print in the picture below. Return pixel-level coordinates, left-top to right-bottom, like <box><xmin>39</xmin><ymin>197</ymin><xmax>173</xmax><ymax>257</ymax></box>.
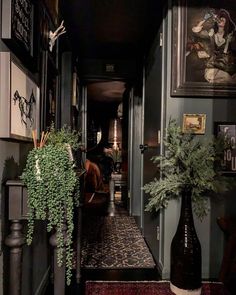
<box><xmin>171</xmin><ymin>0</ymin><xmax>236</xmax><ymax>97</ymax></box>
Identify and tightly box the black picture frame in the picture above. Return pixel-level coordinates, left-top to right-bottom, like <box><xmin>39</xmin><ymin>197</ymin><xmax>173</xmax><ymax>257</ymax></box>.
<box><xmin>1</xmin><ymin>0</ymin><xmax>38</xmax><ymax>71</ymax></box>
<box><xmin>214</xmin><ymin>122</ymin><xmax>236</xmax><ymax>174</ymax></box>
<box><xmin>2</xmin><ymin>0</ymin><xmax>33</xmax><ymax>55</ymax></box>
<box><xmin>171</xmin><ymin>0</ymin><xmax>236</xmax><ymax>97</ymax></box>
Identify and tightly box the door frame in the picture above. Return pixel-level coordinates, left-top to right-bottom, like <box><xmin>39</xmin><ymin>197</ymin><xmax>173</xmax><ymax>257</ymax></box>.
<box><xmin>128</xmin><ymin>68</ymin><xmax>145</xmax><ymax>230</ymax></box>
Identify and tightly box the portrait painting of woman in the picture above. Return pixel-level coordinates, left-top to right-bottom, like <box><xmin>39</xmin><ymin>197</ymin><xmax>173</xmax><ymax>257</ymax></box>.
<box><xmin>186</xmin><ymin>5</ymin><xmax>236</xmax><ymax>84</ymax></box>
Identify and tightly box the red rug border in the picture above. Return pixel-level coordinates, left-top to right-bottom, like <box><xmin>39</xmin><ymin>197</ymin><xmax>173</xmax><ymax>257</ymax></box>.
<box><xmin>86</xmin><ymin>280</ymin><xmax>224</xmax><ymax>285</ymax></box>
<box><xmin>85</xmin><ymin>280</ymin><xmax>228</xmax><ymax>295</ymax></box>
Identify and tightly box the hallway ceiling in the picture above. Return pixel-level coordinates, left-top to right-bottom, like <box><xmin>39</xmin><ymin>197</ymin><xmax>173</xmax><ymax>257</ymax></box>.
<box><xmin>87</xmin><ymin>81</ymin><xmax>125</xmax><ymax>102</ymax></box>
<box><xmin>60</xmin><ymin>0</ymin><xmax>164</xmax><ymax>102</ymax></box>
<box><xmin>60</xmin><ymin>0</ymin><xmax>163</xmax><ymax>60</ymax></box>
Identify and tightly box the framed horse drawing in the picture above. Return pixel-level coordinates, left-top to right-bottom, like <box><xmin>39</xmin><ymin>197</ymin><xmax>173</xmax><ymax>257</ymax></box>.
<box><xmin>0</xmin><ymin>52</ymin><xmax>40</xmax><ymax>141</ymax></box>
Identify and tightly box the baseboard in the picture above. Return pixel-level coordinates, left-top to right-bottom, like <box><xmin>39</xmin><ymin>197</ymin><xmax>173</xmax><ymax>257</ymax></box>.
<box><xmin>34</xmin><ymin>266</ymin><xmax>51</xmax><ymax>295</ymax></box>
<box><xmin>156</xmin><ymin>261</ymin><xmax>163</xmax><ymax>276</ymax></box>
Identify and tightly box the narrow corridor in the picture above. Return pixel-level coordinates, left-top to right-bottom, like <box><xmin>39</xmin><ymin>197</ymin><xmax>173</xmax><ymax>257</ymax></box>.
<box><xmin>46</xmin><ymin>196</ymin><xmax>160</xmax><ymax>295</ymax></box>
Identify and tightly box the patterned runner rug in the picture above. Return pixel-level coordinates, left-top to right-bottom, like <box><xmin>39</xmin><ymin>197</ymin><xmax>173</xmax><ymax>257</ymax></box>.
<box><xmin>85</xmin><ymin>281</ymin><xmax>231</xmax><ymax>295</ymax></box>
<box><xmin>81</xmin><ymin>216</ymin><xmax>156</xmax><ymax>268</ymax></box>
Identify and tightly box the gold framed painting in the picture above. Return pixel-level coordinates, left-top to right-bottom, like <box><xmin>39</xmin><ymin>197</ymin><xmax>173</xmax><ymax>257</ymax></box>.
<box><xmin>182</xmin><ymin>114</ymin><xmax>206</xmax><ymax>134</ymax></box>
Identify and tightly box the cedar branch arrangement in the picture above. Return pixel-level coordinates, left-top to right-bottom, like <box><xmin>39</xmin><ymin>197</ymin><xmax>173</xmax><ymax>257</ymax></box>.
<box><xmin>144</xmin><ymin>119</ymin><xmax>233</xmax><ymax>219</ymax></box>
<box><xmin>21</xmin><ymin>126</ymin><xmax>81</xmax><ymax>285</ymax></box>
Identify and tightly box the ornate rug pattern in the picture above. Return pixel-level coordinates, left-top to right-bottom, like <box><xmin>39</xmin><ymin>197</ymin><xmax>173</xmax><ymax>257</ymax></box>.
<box><xmin>85</xmin><ymin>281</ymin><xmax>231</xmax><ymax>295</ymax></box>
<box><xmin>81</xmin><ymin>216</ymin><xmax>156</xmax><ymax>268</ymax></box>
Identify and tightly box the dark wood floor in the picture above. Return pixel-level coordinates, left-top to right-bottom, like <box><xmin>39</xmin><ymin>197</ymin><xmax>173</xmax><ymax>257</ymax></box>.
<box><xmin>58</xmin><ymin>267</ymin><xmax>160</xmax><ymax>295</ymax></box>
<box><xmin>45</xmin><ymin>196</ymin><xmax>160</xmax><ymax>294</ymax></box>
<box><xmin>45</xmin><ymin>268</ymin><xmax>160</xmax><ymax>294</ymax></box>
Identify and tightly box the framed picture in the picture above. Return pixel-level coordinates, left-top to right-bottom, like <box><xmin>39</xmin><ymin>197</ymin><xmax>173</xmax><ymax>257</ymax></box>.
<box><xmin>182</xmin><ymin>114</ymin><xmax>206</xmax><ymax>134</ymax></box>
<box><xmin>1</xmin><ymin>0</ymin><xmax>34</xmax><ymax>58</ymax></box>
<box><xmin>215</xmin><ymin>122</ymin><xmax>236</xmax><ymax>174</ymax></box>
<box><xmin>0</xmin><ymin>52</ymin><xmax>40</xmax><ymax>141</ymax></box>
<box><xmin>171</xmin><ymin>0</ymin><xmax>236</xmax><ymax>97</ymax></box>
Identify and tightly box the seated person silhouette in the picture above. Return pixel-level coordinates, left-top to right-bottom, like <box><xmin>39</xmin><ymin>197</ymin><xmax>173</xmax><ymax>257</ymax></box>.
<box><xmin>85</xmin><ymin>159</ymin><xmax>104</xmax><ymax>193</ymax></box>
<box><xmin>84</xmin><ymin>159</ymin><xmax>109</xmax><ymax>213</ymax></box>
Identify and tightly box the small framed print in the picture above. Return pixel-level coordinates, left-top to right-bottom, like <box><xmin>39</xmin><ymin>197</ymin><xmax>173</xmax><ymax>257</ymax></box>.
<box><xmin>215</xmin><ymin>122</ymin><xmax>236</xmax><ymax>174</ymax></box>
<box><xmin>182</xmin><ymin>114</ymin><xmax>206</xmax><ymax>134</ymax></box>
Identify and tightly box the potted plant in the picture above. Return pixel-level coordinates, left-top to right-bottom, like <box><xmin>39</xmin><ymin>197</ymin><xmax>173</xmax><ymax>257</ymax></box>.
<box><xmin>21</xmin><ymin>125</ymin><xmax>81</xmax><ymax>285</ymax></box>
<box><xmin>144</xmin><ymin>119</ymin><xmax>232</xmax><ymax>295</ymax></box>
<box><xmin>104</xmin><ymin>146</ymin><xmax>122</xmax><ymax>173</ymax></box>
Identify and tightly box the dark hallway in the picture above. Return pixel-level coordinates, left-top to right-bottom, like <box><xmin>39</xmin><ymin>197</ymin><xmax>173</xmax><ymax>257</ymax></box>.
<box><xmin>1</xmin><ymin>0</ymin><xmax>236</xmax><ymax>295</ymax></box>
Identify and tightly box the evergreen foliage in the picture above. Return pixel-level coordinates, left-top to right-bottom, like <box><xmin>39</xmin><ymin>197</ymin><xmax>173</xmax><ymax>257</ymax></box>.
<box><xmin>47</xmin><ymin>124</ymin><xmax>81</xmax><ymax>150</ymax></box>
<box><xmin>144</xmin><ymin>119</ymin><xmax>233</xmax><ymax>219</ymax></box>
<box><xmin>21</xmin><ymin>126</ymin><xmax>81</xmax><ymax>285</ymax></box>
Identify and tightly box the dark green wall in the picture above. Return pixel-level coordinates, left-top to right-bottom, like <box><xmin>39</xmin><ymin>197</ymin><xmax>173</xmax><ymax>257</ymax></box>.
<box><xmin>144</xmin><ymin>5</ymin><xmax>236</xmax><ymax>279</ymax></box>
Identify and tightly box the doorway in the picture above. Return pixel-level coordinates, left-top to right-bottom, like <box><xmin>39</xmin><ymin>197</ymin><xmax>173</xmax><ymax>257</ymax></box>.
<box><xmin>78</xmin><ymin>76</ymin><xmax>160</xmax><ymax>285</ymax></box>
<box><xmin>82</xmin><ymin>80</ymin><xmax>130</xmax><ymax>213</ymax></box>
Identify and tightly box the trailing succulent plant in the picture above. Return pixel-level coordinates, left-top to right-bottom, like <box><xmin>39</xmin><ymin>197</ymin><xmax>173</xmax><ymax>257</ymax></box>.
<box><xmin>144</xmin><ymin>119</ymin><xmax>233</xmax><ymax>219</ymax></box>
<box><xmin>21</xmin><ymin>126</ymin><xmax>81</xmax><ymax>285</ymax></box>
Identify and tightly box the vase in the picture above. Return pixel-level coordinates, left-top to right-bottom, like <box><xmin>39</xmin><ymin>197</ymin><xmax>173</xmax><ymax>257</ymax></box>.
<box><xmin>114</xmin><ymin>161</ymin><xmax>121</xmax><ymax>173</ymax></box>
<box><xmin>170</xmin><ymin>190</ymin><xmax>202</xmax><ymax>295</ymax></box>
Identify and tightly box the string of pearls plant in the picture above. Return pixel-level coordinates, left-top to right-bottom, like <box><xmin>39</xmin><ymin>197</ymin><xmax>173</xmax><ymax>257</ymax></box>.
<box><xmin>21</xmin><ymin>126</ymin><xmax>81</xmax><ymax>285</ymax></box>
